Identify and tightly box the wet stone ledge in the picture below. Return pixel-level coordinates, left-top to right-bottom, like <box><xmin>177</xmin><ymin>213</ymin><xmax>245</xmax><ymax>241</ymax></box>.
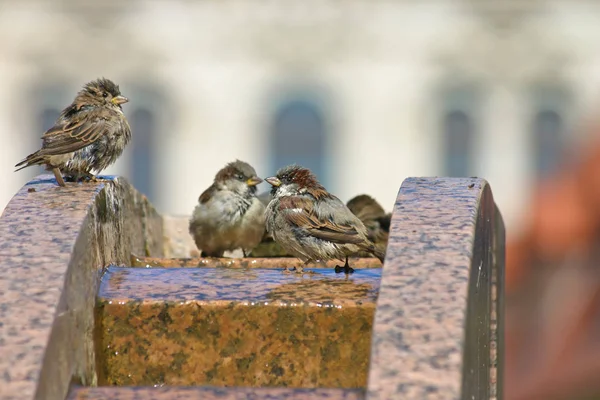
<box><xmin>0</xmin><ymin>175</ymin><xmax>504</xmax><ymax>400</ymax></box>
<box><xmin>96</xmin><ymin>267</ymin><xmax>378</xmax><ymax>388</ymax></box>
<box><xmin>129</xmin><ymin>255</ymin><xmax>381</xmax><ymax>269</ymax></box>
<box><xmin>67</xmin><ymin>387</ymin><xmax>366</xmax><ymax>400</ymax></box>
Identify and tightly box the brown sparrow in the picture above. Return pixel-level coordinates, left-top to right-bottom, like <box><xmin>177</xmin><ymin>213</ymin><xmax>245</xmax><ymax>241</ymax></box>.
<box><xmin>264</xmin><ymin>165</ymin><xmax>385</xmax><ymax>274</ymax></box>
<box><xmin>189</xmin><ymin>160</ymin><xmax>265</xmax><ymax>257</ymax></box>
<box><xmin>246</xmin><ymin>191</ymin><xmax>294</xmax><ymax>257</ymax></box>
<box><xmin>15</xmin><ymin>78</ymin><xmax>131</xmax><ymax>186</ymax></box>
<box><xmin>346</xmin><ymin>194</ymin><xmax>391</xmax><ymax>254</ymax></box>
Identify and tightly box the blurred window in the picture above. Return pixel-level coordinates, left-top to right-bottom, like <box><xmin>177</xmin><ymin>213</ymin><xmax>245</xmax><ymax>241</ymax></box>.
<box><xmin>533</xmin><ymin>109</ymin><xmax>563</xmax><ymax>178</ymax></box>
<box><xmin>442</xmin><ymin>109</ymin><xmax>473</xmax><ymax>177</ymax></box>
<box><xmin>528</xmin><ymin>83</ymin><xmax>570</xmax><ymax>180</ymax></box>
<box><xmin>129</xmin><ymin>108</ymin><xmax>155</xmax><ymax>199</ymax></box>
<box><xmin>270</xmin><ymin>98</ymin><xmax>328</xmax><ymax>186</ymax></box>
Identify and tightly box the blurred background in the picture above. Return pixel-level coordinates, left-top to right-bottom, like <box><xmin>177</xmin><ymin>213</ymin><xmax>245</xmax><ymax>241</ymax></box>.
<box><xmin>2</xmin><ymin>1</ymin><xmax>600</xmax><ymax>399</ymax></box>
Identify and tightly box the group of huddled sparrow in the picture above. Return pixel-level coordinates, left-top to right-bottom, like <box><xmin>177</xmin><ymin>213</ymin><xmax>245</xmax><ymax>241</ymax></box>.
<box><xmin>189</xmin><ymin>160</ymin><xmax>389</xmax><ymax>273</ymax></box>
<box><xmin>15</xmin><ymin>78</ymin><xmax>390</xmax><ymax>274</ymax></box>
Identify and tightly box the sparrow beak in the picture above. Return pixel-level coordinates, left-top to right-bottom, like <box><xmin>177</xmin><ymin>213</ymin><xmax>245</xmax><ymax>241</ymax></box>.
<box><xmin>265</xmin><ymin>177</ymin><xmax>281</xmax><ymax>187</ymax></box>
<box><xmin>111</xmin><ymin>95</ymin><xmax>129</xmax><ymax>105</ymax></box>
<box><xmin>246</xmin><ymin>176</ymin><xmax>263</xmax><ymax>186</ymax></box>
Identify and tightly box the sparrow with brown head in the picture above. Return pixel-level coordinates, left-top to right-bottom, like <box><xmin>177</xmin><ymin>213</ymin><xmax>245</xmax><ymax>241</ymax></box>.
<box><xmin>189</xmin><ymin>160</ymin><xmax>266</xmax><ymax>257</ymax></box>
<box><xmin>264</xmin><ymin>165</ymin><xmax>385</xmax><ymax>274</ymax></box>
<box><xmin>15</xmin><ymin>78</ymin><xmax>131</xmax><ymax>186</ymax></box>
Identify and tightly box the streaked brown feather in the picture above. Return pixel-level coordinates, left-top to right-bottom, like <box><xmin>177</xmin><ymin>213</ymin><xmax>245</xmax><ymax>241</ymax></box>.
<box><xmin>37</xmin><ymin>107</ymin><xmax>113</xmax><ymax>156</ymax></box>
<box><xmin>276</xmin><ymin>165</ymin><xmax>332</xmax><ymax>200</ymax></box>
<box><xmin>199</xmin><ymin>184</ymin><xmax>217</xmax><ymax>204</ymax></box>
<box><xmin>278</xmin><ymin>196</ymin><xmax>364</xmax><ymax>244</ymax></box>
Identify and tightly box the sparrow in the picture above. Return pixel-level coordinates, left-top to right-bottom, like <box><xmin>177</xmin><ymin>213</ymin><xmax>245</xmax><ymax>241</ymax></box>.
<box><xmin>346</xmin><ymin>194</ymin><xmax>391</xmax><ymax>254</ymax></box>
<box><xmin>245</xmin><ymin>191</ymin><xmax>293</xmax><ymax>257</ymax></box>
<box><xmin>264</xmin><ymin>165</ymin><xmax>386</xmax><ymax>274</ymax></box>
<box><xmin>15</xmin><ymin>78</ymin><xmax>131</xmax><ymax>187</ymax></box>
<box><xmin>189</xmin><ymin>160</ymin><xmax>266</xmax><ymax>257</ymax></box>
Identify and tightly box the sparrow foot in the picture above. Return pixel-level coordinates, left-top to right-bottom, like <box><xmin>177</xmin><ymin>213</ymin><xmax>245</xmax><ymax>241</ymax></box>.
<box><xmin>65</xmin><ymin>172</ymin><xmax>98</xmax><ymax>183</ymax></box>
<box><xmin>200</xmin><ymin>251</ymin><xmax>224</xmax><ymax>258</ymax></box>
<box><xmin>52</xmin><ymin>168</ymin><xmax>66</xmax><ymax>187</ymax></box>
<box><xmin>334</xmin><ymin>265</ymin><xmax>355</xmax><ymax>274</ymax></box>
<box><xmin>334</xmin><ymin>257</ymin><xmax>355</xmax><ymax>274</ymax></box>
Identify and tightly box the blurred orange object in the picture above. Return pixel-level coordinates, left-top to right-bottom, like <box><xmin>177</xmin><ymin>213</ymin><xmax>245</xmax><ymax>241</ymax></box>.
<box><xmin>505</xmin><ymin>124</ymin><xmax>600</xmax><ymax>399</ymax></box>
<box><xmin>530</xmin><ymin>171</ymin><xmax>595</xmax><ymax>263</ymax></box>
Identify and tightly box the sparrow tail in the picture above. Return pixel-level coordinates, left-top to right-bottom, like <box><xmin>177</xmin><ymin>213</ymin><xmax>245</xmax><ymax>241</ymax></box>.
<box><xmin>372</xmin><ymin>247</ymin><xmax>386</xmax><ymax>263</ymax></box>
<box><xmin>14</xmin><ymin>152</ymin><xmax>44</xmax><ymax>172</ymax></box>
<box><xmin>361</xmin><ymin>242</ymin><xmax>386</xmax><ymax>264</ymax></box>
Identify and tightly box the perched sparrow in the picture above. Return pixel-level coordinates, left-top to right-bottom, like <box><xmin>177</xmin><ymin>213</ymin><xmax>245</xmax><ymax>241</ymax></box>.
<box><xmin>265</xmin><ymin>165</ymin><xmax>385</xmax><ymax>274</ymax></box>
<box><xmin>189</xmin><ymin>160</ymin><xmax>266</xmax><ymax>257</ymax></box>
<box><xmin>247</xmin><ymin>190</ymin><xmax>294</xmax><ymax>257</ymax></box>
<box><xmin>15</xmin><ymin>78</ymin><xmax>131</xmax><ymax>187</ymax></box>
<box><xmin>346</xmin><ymin>194</ymin><xmax>391</xmax><ymax>253</ymax></box>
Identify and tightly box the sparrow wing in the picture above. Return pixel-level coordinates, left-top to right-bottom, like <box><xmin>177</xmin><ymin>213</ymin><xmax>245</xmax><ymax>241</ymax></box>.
<box><xmin>38</xmin><ymin>106</ymin><xmax>115</xmax><ymax>156</ymax></box>
<box><xmin>278</xmin><ymin>196</ymin><xmax>364</xmax><ymax>244</ymax></box>
<box><xmin>198</xmin><ymin>184</ymin><xmax>218</xmax><ymax>204</ymax></box>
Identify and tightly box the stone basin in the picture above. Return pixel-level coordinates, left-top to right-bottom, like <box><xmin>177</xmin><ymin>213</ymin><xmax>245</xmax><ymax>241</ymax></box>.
<box><xmin>0</xmin><ymin>175</ymin><xmax>503</xmax><ymax>400</ymax></box>
<box><xmin>96</xmin><ymin>267</ymin><xmax>380</xmax><ymax>388</ymax></box>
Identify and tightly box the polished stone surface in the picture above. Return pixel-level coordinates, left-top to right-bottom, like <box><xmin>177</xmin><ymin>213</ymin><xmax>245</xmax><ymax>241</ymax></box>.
<box><xmin>0</xmin><ymin>175</ymin><xmax>163</xmax><ymax>400</ymax></box>
<box><xmin>367</xmin><ymin>177</ymin><xmax>503</xmax><ymax>399</ymax></box>
<box><xmin>100</xmin><ymin>266</ymin><xmax>380</xmax><ymax>303</ymax></box>
<box><xmin>68</xmin><ymin>386</ymin><xmax>366</xmax><ymax>400</ymax></box>
<box><xmin>96</xmin><ymin>267</ymin><xmax>379</xmax><ymax>388</ymax></box>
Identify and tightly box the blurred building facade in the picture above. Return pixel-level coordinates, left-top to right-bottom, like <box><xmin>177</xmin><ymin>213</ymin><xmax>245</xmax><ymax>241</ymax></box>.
<box><xmin>1</xmin><ymin>0</ymin><xmax>600</xmax><ymax>242</ymax></box>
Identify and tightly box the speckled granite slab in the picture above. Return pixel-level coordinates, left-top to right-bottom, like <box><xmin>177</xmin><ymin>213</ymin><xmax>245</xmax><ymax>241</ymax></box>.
<box><xmin>0</xmin><ymin>175</ymin><xmax>163</xmax><ymax>400</ymax></box>
<box><xmin>366</xmin><ymin>177</ymin><xmax>504</xmax><ymax>400</ymax></box>
<box><xmin>0</xmin><ymin>175</ymin><xmax>504</xmax><ymax>400</ymax></box>
<box><xmin>96</xmin><ymin>267</ymin><xmax>380</xmax><ymax>388</ymax></box>
<box><xmin>67</xmin><ymin>386</ymin><xmax>366</xmax><ymax>400</ymax></box>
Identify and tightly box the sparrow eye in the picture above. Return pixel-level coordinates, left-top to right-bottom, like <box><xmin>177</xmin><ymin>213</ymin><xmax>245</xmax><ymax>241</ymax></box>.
<box><xmin>236</xmin><ymin>174</ymin><xmax>244</xmax><ymax>181</ymax></box>
<box><xmin>102</xmin><ymin>92</ymin><xmax>108</xmax><ymax>98</ymax></box>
